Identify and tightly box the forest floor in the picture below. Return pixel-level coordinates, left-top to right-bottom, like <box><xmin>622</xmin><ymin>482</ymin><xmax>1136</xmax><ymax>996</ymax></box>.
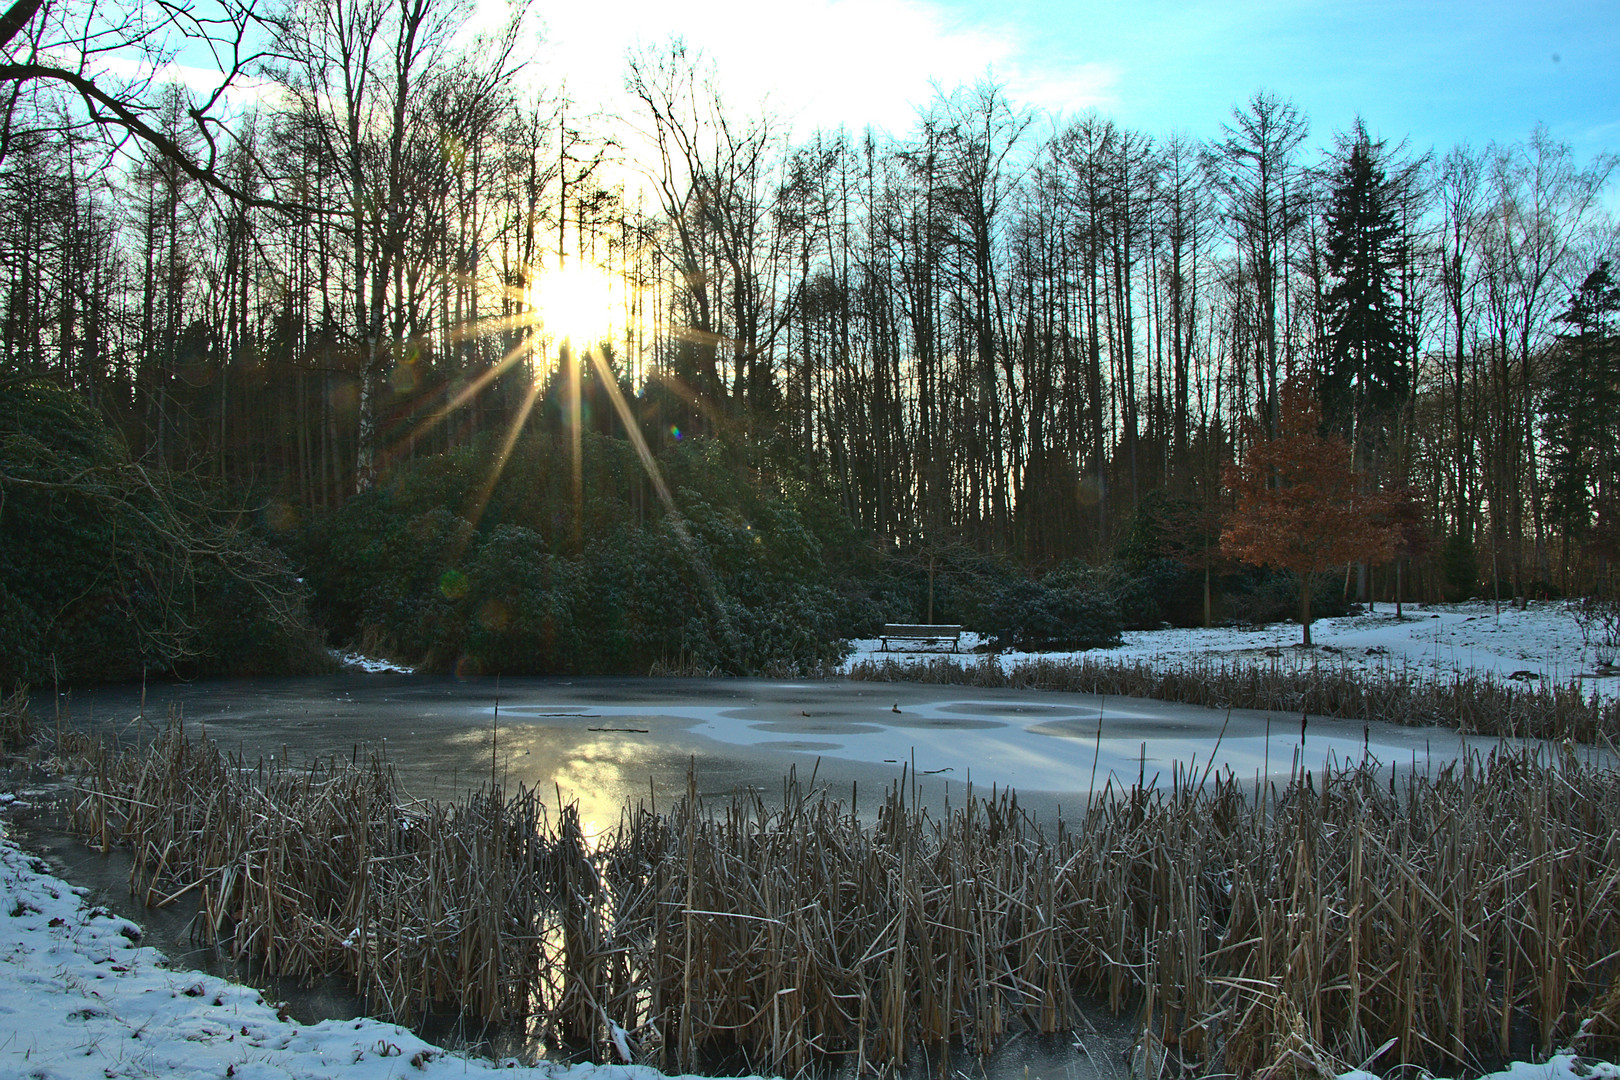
<box><xmin>844</xmin><ymin>598</ymin><xmax>1620</xmax><ymax>703</ymax></box>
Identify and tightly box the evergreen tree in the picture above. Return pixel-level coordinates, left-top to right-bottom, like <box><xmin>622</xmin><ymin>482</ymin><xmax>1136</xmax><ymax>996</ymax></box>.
<box><xmin>1320</xmin><ymin>122</ymin><xmax>1413</xmax><ymax>465</ymax></box>
<box><xmin>1542</xmin><ymin>261</ymin><xmax>1620</xmax><ymax>540</ymax></box>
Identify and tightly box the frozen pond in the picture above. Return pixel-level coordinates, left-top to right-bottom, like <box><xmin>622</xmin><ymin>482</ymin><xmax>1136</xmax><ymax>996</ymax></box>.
<box><xmin>22</xmin><ymin>670</ymin><xmax>1594</xmax><ymax>1080</ymax></box>
<box><xmin>47</xmin><ymin>672</ymin><xmax>1530</xmax><ymax>834</ymax></box>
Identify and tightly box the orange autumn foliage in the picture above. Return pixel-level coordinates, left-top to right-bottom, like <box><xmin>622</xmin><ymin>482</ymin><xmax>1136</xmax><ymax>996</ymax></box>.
<box><xmin>1221</xmin><ymin>379</ymin><xmax>1397</xmax><ymax>645</ymax></box>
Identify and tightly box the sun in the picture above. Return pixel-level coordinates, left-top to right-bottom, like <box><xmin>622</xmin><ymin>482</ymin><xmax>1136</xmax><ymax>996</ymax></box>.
<box><xmin>532</xmin><ymin>260</ymin><xmax>618</xmax><ymax>348</ymax></box>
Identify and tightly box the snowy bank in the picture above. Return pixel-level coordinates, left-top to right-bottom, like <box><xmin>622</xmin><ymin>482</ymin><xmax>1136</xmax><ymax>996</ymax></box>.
<box><xmin>843</xmin><ymin>600</ymin><xmax>1620</xmax><ymax>703</ymax></box>
<box><xmin>331</xmin><ymin>650</ymin><xmax>415</xmax><ymax>675</ymax></box>
<box><xmin>0</xmin><ymin>812</ymin><xmax>738</xmax><ymax>1080</ymax></box>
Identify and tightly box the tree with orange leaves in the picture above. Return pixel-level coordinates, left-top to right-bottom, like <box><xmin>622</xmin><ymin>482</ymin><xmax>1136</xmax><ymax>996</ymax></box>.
<box><xmin>1222</xmin><ymin>379</ymin><xmax>1396</xmax><ymax>646</ymax></box>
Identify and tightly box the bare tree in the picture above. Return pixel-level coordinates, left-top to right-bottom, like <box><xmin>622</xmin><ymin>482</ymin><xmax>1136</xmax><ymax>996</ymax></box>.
<box><xmin>626</xmin><ymin>39</ymin><xmax>791</xmax><ymax>428</ymax></box>
<box><xmin>1478</xmin><ymin>128</ymin><xmax>1615</xmax><ymax>589</ymax></box>
<box><xmin>1435</xmin><ymin>143</ymin><xmax>1484</xmax><ymax>541</ymax></box>
<box><xmin>273</xmin><ymin>0</ymin><xmax>524</xmax><ymax>487</ymax></box>
<box><xmin>0</xmin><ymin>0</ymin><xmax>284</xmax><ymax>205</ymax></box>
<box><xmin>1211</xmin><ymin>90</ymin><xmax>1309</xmax><ymax>431</ymax></box>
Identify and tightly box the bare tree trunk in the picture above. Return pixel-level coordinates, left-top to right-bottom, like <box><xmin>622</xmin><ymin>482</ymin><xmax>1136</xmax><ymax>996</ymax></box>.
<box><xmin>1300</xmin><ymin>569</ymin><xmax>1313</xmax><ymax>646</ymax></box>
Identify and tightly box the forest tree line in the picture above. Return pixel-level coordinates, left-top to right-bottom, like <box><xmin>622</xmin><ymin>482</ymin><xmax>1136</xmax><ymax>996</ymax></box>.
<box><xmin>3</xmin><ymin>0</ymin><xmax>1619</xmax><ymax>679</ymax></box>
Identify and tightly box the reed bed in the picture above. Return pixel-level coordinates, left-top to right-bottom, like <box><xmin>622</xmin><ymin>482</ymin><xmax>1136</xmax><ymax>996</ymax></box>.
<box><xmin>0</xmin><ymin>685</ymin><xmax>32</xmax><ymax>750</ymax></box>
<box><xmin>66</xmin><ymin>721</ymin><xmax>1620</xmax><ymax>1078</ymax></box>
<box><xmin>848</xmin><ymin>653</ymin><xmax>1620</xmax><ymax>743</ymax></box>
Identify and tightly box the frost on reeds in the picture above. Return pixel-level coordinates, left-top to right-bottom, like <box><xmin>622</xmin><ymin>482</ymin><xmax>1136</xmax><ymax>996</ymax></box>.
<box><xmin>68</xmin><ymin>721</ymin><xmax>1620</xmax><ymax>1078</ymax></box>
<box><xmin>848</xmin><ymin>653</ymin><xmax>1620</xmax><ymax>743</ymax></box>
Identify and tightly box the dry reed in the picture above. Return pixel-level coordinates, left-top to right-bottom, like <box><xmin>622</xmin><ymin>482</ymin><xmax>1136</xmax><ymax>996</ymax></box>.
<box><xmin>0</xmin><ymin>685</ymin><xmax>32</xmax><ymax>751</ymax></box>
<box><xmin>848</xmin><ymin>653</ymin><xmax>1620</xmax><ymax>744</ymax></box>
<box><xmin>65</xmin><ymin>720</ymin><xmax>1620</xmax><ymax>1077</ymax></box>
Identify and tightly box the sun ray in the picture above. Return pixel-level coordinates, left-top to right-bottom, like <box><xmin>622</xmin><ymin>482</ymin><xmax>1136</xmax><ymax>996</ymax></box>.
<box><xmin>583</xmin><ymin>348</ymin><xmax>735</xmax><ymax>636</ymax></box>
<box><xmin>463</xmin><ymin>339</ymin><xmax>546</xmax><ymax>533</ymax></box>
<box><xmin>386</xmin><ymin>256</ymin><xmax>633</xmax><ymax>469</ymax></box>
<box><xmin>398</xmin><ymin>331</ymin><xmax>542</xmax><ymax>450</ymax></box>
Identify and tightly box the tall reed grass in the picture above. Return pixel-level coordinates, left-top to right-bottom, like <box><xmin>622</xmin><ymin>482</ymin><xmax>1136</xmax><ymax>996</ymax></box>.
<box><xmin>0</xmin><ymin>685</ymin><xmax>32</xmax><ymax>750</ymax></box>
<box><xmin>61</xmin><ymin>719</ymin><xmax>1620</xmax><ymax>1077</ymax></box>
<box><xmin>848</xmin><ymin>653</ymin><xmax>1620</xmax><ymax>744</ymax></box>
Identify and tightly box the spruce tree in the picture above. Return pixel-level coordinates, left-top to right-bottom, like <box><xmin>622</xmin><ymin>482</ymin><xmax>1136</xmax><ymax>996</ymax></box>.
<box><xmin>1543</xmin><ymin>262</ymin><xmax>1620</xmax><ymax>542</ymax></box>
<box><xmin>1320</xmin><ymin>122</ymin><xmax>1412</xmax><ymax>466</ymax></box>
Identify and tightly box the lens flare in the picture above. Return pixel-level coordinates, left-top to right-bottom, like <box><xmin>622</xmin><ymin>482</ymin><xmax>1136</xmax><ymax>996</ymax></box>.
<box><xmin>439</xmin><ymin>569</ymin><xmax>469</xmax><ymax>600</ymax></box>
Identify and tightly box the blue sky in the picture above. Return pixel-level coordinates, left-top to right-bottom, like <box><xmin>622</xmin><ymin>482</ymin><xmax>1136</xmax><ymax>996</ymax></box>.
<box><xmin>990</xmin><ymin>0</ymin><xmax>1619</xmax><ymax>156</ymax></box>
<box><xmin>536</xmin><ymin>0</ymin><xmax>1618</xmax><ymax>160</ymax></box>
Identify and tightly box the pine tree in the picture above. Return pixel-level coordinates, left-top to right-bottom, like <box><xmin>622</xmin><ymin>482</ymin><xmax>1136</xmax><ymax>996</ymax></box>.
<box><xmin>1222</xmin><ymin>379</ymin><xmax>1397</xmax><ymax>645</ymax></box>
<box><xmin>1320</xmin><ymin>122</ymin><xmax>1413</xmax><ymax>464</ymax></box>
<box><xmin>1543</xmin><ymin>261</ymin><xmax>1620</xmax><ymax>546</ymax></box>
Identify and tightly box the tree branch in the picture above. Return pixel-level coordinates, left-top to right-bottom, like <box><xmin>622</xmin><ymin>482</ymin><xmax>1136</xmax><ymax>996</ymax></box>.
<box><xmin>0</xmin><ymin>0</ymin><xmax>44</xmax><ymax>53</ymax></box>
<box><xmin>0</xmin><ymin>61</ymin><xmax>326</xmax><ymax>213</ymax></box>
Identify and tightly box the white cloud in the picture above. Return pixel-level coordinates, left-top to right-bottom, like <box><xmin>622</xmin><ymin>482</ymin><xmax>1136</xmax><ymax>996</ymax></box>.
<box><xmin>519</xmin><ymin>0</ymin><xmax>1117</xmax><ymax>138</ymax></box>
<box><xmin>1003</xmin><ymin>61</ymin><xmax>1122</xmax><ymax>121</ymax></box>
<box><xmin>57</xmin><ymin>49</ymin><xmax>282</xmax><ymax>110</ymax></box>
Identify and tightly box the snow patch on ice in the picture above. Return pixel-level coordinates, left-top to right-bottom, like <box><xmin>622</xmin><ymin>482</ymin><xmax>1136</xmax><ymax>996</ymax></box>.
<box><xmin>332</xmin><ymin>649</ymin><xmax>416</xmax><ymax>674</ymax></box>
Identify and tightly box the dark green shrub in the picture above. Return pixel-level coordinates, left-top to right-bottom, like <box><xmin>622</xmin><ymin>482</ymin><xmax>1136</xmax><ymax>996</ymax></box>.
<box><xmin>581</xmin><ymin>521</ymin><xmax>728</xmax><ymax>672</ymax></box>
<box><xmin>932</xmin><ymin>550</ymin><xmax>1021</xmax><ymax>629</ymax></box>
<box><xmin>300</xmin><ymin>494</ymin><xmax>478</xmax><ymax>663</ymax></box>
<box><xmin>294</xmin><ymin>430</ymin><xmax>867</xmax><ymax>674</ymax></box>
<box><xmin>1111</xmin><ymin>557</ymin><xmax>1204</xmax><ymax>629</ymax></box>
<box><xmin>356</xmin><ymin>508</ymin><xmax>477</xmax><ymax>661</ymax></box>
<box><xmin>0</xmin><ymin>378</ymin><xmax>324</xmax><ymax>685</ymax></box>
<box><xmin>1041</xmin><ymin>558</ymin><xmax>1108</xmax><ymax>594</ymax></box>
<box><xmin>297</xmin><ymin>488</ymin><xmax>397</xmax><ymax>642</ymax></box>
<box><xmin>1113</xmin><ymin>491</ymin><xmax>1210</xmax><ymax>573</ymax></box>
<box><xmin>1220</xmin><ymin>567</ymin><xmax>1351</xmax><ymax>626</ymax></box>
<box><xmin>187</xmin><ymin>541</ymin><xmax>330</xmax><ymax>678</ymax></box>
<box><xmin>458</xmin><ymin>525</ymin><xmax>586</xmax><ymax>675</ymax></box>
<box><xmin>980</xmin><ymin>578</ymin><xmax>1122</xmax><ymax>651</ymax></box>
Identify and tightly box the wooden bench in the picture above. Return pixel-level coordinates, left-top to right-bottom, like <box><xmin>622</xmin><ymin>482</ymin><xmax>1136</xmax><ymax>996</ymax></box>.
<box><xmin>880</xmin><ymin>623</ymin><xmax>963</xmax><ymax>652</ymax></box>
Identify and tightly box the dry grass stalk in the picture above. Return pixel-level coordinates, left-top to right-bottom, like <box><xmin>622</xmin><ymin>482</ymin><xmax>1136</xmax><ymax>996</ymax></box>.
<box><xmin>0</xmin><ymin>685</ymin><xmax>33</xmax><ymax>751</ymax></box>
<box><xmin>64</xmin><ymin>720</ymin><xmax>1620</xmax><ymax>1077</ymax></box>
<box><xmin>848</xmin><ymin>654</ymin><xmax>1620</xmax><ymax>743</ymax></box>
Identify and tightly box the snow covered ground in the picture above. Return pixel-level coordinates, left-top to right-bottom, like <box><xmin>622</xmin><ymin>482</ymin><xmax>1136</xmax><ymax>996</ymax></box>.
<box><xmin>843</xmin><ymin>599</ymin><xmax>1620</xmax><ymax>703</ymax></box>
<box><xmin>332</xmin><ymin>599</ymin><xmax>1619</xmax><ymax>695</ymax></box>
